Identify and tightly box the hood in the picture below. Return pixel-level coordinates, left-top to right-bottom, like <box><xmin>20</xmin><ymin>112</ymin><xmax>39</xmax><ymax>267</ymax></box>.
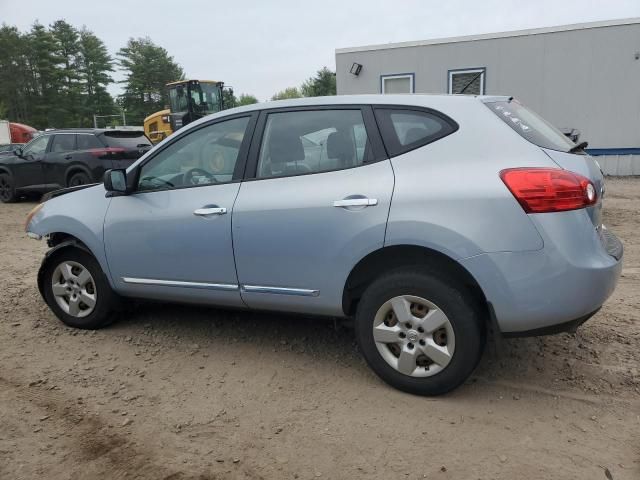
<box><xmin>41</xmin><ymin>183</ymin><xmax>100</xmax><ymax>201</ymax></box>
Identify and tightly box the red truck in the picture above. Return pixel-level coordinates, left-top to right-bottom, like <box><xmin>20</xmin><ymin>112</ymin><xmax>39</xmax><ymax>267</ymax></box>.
<box><xmin>0</xmin><ymin>120</ymin><xmax>38</xmax><ymax>151</ymax></box>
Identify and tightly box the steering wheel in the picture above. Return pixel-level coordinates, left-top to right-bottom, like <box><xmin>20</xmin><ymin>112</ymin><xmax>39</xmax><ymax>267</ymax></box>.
<box><xmin>183</xmin><ymin>167</ymin><xmax>217</xmax><ymax>186</ymax></box>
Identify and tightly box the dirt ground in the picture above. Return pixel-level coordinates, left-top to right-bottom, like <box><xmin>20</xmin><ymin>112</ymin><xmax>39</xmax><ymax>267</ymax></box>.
<box><xmin>0</xmin><ymin>178</ymin><xmax>638</xmax><ymax>480</ymax></box>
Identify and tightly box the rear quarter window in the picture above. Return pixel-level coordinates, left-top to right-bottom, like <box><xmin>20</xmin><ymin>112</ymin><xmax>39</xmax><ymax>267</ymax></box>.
<box><xmin>76</xmin><ymin>134</ymin><xmax>104</xmax><ymax>150</ymax></box>
<box><xmin>101</xmin><ymin>131</ymin><xmax>152</xmax><ymax>149</ymax></box>
<box><xmin>485</xmin><ymin>100</ymin><xmax>576</xmax><ymax>152</ymax></box>
<box><xmin>374</xmin><ymin>108</ymin><xmax>458</xmax><ymax>157</ymax></box>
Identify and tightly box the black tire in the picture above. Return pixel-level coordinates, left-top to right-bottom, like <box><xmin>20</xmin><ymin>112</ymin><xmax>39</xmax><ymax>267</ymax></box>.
<box><xmin>67</xmin><ymin>172</ymin><xmax>91</xmax><ymax>188</ymax></box>
<box><xmin>42</xmin><ymin>248</ymin><xmax>120</xmax><ymax>329</ymax></box>
<box><xmin>0</xmin><ymin>173</ymin><xmax>17</xmax><ymax>203</ymax></box>
<box><xmin>355</xmin><ymin>268</ymin><xmax>485</xmax><ymax>396</ymax></box>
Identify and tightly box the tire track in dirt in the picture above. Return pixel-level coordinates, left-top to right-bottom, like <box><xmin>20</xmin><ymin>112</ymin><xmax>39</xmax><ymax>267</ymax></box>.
<box><xmin>0</xmin><ymin>375</ymin><xmax>216</xmax><ymax>480</ymax></box>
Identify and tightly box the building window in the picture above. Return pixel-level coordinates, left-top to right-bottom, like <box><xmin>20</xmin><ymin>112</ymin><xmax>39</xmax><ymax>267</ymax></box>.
<box><xmin>381</xmin><ymin>73</ymin><xmax>415</xmax><ymax>94</ymax></box>
<box><xmin>448</xmin><ymin>68</ymin><xmax>486</xmax><ymax>95</ymax></box>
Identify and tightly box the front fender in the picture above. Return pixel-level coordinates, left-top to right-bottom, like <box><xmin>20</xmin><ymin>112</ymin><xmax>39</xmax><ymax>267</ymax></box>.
<box><xmin>28</xmin><ymin>184</ymin><xmax>114</xmax><ymax>286</ymax></box>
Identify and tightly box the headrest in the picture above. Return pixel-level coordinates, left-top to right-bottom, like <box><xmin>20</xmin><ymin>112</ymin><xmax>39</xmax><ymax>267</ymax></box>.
<box><xmin>327</xmin><ymin>130</ymin><xmax>353</xmax><ymax>160</ymax></box>
<box><xmin>268</xmin><ymin>128</ymin><xmax>305</xmax><ymax>163</ymax></box>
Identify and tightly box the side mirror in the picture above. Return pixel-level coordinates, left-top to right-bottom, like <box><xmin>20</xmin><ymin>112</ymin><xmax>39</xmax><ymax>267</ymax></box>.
<box><xmin>14</xmin><ymin>147</ymin><xmax>23</xmax><ymax>158</ymax></box>
<box><xmin>104</xmin><ymin>169</ymin><xmax>127</xmax><ymax>194</ymax></box>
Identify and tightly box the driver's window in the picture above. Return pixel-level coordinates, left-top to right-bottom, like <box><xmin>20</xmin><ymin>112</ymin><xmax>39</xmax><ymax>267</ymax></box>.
<box><xmin>137</xmin><ymin>116</ymin><xmax>250</xmax><ymax>192</ymax></box>
<box><xmin>23</xmin><ymin>135</ymin><xmax>50</xmax><ymax>158</ymax></box>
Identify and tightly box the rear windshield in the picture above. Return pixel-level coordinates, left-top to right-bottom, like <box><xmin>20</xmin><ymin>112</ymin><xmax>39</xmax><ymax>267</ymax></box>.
<box><xmin>485</xmin><ymin>100</ymin><xmax>576</xmax><ymax>152</ymax></box>
<box><xmin>101</xmin><ymin>131</ymin><xmax>151</xmax><ymax>149</ymax></box>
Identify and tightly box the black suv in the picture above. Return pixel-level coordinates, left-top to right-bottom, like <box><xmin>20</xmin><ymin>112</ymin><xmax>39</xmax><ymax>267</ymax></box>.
<box><xmin>0</xmin><ymin>128</ymin><xmax>152</xmax><ymax>202</ymax></box>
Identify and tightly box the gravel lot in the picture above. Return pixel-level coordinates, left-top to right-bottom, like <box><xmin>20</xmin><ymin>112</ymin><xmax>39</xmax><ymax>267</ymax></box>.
<box><xmin>1</xmin><ymin>178</ymin><xmax>639</xmax><ymax>480</ymax></box>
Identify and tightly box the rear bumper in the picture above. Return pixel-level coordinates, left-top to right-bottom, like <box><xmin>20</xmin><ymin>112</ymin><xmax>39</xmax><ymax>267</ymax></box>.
<box><xmin>461</xmin><ymin>209</ymin><xmax>622</xmax><ymax>335</ymax></box>
<box><xmin>501</xmin><ymin>307</ymin><xmax>600</xmax><ymax>337</ymax></box>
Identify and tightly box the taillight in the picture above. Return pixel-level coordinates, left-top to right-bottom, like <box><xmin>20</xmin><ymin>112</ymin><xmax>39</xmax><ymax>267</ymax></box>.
<box><xmin>500</xmin><ymin>168</ymin><xmax>597</xmax><ymax>213</ymax></box>
<box><xmin>89</xmin><ymin>147</ymin><xmax>126</xmax><ymax>158</ymax></box>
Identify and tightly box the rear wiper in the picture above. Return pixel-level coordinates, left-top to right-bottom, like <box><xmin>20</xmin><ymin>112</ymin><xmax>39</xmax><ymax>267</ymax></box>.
<box><xmin>569</xmin><ymin>141</ymin><xmax>588</xmax><ymax>153</ymax></box>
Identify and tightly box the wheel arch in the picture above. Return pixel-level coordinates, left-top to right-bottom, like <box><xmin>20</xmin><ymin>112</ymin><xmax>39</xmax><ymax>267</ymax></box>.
<box><xmin>36</xmin><ymin>229</ymin><xmax>116</xmax><ymax>299</ymax></box>
<box><xmin>342</xmin><ymin>244</ymin><xmax>490</xmax><ymax>322</ymax></box>
<box><xmin>37</xmin><ymin>234</ymin><xmax>94</xmax><ymax>300</ymax></box>
<box><xmin>65</xmin><ymin>165</ymin><xmax>93</xmax><ymax>186</ymax></box>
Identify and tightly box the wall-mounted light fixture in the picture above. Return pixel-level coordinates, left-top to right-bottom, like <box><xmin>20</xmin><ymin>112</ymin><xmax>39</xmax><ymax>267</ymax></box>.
<box><xmin>350</xmin><ymin>62</ymin><xmax>363</xmax><ymax>76</ymax></box>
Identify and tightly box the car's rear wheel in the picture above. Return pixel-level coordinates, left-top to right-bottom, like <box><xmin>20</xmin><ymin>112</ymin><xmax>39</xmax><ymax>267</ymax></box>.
<box><xmin>0</xmin><ymin>174</ymin><xmax>17</xmax><ymax>203</ymax></box>
<box><xmin>68</xmin><ymin>172</ymin><xmax>91</xmax><ymax>188</ymax></box>
<box><xmin>355</xmin><ymin>268</ymin><xmax>484</xmax><ymax>395</ymax></box>
<box><xmin>42</xmin><ymin>248</ymin><xmax>119</xmax><ymax>329</ymax></box>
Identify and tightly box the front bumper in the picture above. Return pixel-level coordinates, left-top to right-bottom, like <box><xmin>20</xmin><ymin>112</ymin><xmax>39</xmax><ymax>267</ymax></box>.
<box><xmin>461</xmin><ymin>209</ymin><xmax>623</xmax><ymax>335</ymax></box>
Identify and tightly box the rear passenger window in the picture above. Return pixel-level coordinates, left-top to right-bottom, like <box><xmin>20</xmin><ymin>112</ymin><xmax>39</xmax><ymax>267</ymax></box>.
<box><xmin>374</xmin><ymin>108</ymin><xmax>457</xmax><ymax>157</ymax></box>
<box><xmin>256</xmin><ymin>109</ymin><xmax>373</xmax><ymax>179</ymax></box>
<box><xmin>50</xmin><ymin>135</ymin><xmax>76</xmax><ymax>153</ymax></box>
<box><xmin>77</xmin><ymin>134</ymin><xmax>103</xmax><ymax>150</ymax></box>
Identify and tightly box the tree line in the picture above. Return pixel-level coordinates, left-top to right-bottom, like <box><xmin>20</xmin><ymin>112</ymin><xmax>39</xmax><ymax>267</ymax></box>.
<box><xmin>0</xmin><ymin>21</ymin><xmax>115</xmax><ymax>129</ymax></box>
<box><xmin>271</xmin><ymin>67</ymin><xmax>336</xmax><ymax>100</ymax></box>
<box><xmin>0</xmin><ymin>20</ymin><xmax>336</xmax><ymax>130</ymax></box>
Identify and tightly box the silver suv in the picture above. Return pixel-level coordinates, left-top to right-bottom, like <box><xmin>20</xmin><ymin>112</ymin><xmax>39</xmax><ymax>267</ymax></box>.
<box><xmin>25</xmin><ymin>95</ymin><xmax>623</xmax><ymax>395</ymax></box>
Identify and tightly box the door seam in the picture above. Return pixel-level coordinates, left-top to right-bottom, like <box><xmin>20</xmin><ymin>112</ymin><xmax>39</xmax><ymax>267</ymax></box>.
<box><xmin>230</xmin><ymin>182</ymin><xmax>250</xmax><ymax>308</ymax></box>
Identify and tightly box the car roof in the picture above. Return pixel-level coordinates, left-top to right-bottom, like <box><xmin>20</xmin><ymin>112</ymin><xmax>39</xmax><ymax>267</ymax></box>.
<box><xmin>230</xmin><ymin>93</ymin><xmax>511</xmax><ymax>112</ymax></box>
<box><xmin>41</xmin><ymin>128</ymin><xmax>145</xmax><ymax>135</ymax></box>
<box><xmin>176</xmin><ymin>94</ymin><xmax>512</xmax><ymax>133</ymax></box>
<box><xmin>205</xmin><ymin>94</ymin><xmax>513</xmax><ymax>121</ymax></box>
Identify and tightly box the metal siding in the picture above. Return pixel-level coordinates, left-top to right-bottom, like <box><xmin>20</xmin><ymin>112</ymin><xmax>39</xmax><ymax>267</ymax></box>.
<box><xmin>336</xmin><ymin>23</ymin><xmax>640</xmax><ymax>149</ymax></box>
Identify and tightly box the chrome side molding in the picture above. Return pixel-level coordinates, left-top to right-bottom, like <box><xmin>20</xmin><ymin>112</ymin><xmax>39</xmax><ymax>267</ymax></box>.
<box><xmin>121</xmin><ymin>278</ymin><xmax>320</xmax><ymax>297</ymax></box>
<box><xmin>242</xmin><ymin>285</ymin><xmax>320</xmax><ymax>297</ymax></box>
<box><xmin>122</xmin><ymin>277</ymin><xmax>238</xmax><ymax>291</ymax></box>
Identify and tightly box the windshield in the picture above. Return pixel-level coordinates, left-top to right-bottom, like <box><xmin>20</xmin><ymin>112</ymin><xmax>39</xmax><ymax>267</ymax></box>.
<box><xmin>169</xmin><ymin>86</ymin><xmax>188</xmax><ymax>113</ymax></box>
<box><xmin>485</xmin><ymin>99</ymin><xmax>576</xmax><ymax>152</ymax></box>
<box><xmin>192</xmin><ymin>82</ymin><xmax>222</xmax><ymax>114</ymax></box>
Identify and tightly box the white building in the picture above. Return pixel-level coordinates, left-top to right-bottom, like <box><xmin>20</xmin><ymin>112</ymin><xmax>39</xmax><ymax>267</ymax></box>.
<box><xmin>336</xmin><ymin>18</ymin><xmax>640</xmax><ymax>174</ymax></box>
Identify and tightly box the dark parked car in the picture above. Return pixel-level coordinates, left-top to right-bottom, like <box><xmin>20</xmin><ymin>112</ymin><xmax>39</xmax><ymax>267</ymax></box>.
<box><xmin>0</xmin><ymin>128</ymin><xmax>152</xmax><ymax>202</ymax></box>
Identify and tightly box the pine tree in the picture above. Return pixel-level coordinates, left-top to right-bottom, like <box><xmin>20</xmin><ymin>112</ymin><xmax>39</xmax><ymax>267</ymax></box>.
<box><xmin>50</xmin><ymin>20</ymin><xmax>82</xmax><ymax>126</ymax></box>
<box><xmin>0</xmin><ymin>25</ymin><xmax>31</xmax><ymax>123</ymax></box>
<box><xmin>117</xmin><ymin>37</ymin><xmax>184</xmax><ymax>124</ymax></box>
<box><xmin>25</xmin><ymin>22</ymin><xmax>65</xmax><ymax>128</ymax></box>
<box><xmin>77</xmin><ymin>28</ymin><xmax>115</xmax><ymax>125</ymax></box>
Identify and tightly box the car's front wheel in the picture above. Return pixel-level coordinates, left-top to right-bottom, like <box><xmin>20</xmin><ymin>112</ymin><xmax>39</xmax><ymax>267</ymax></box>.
<box><xmin>355</xmin><ymin>269</ymin><xmax>485</xmax><ymax>395</ymax></box>
<box><xmin>42</xmin><ymin>248</ymin><xmax>119</xmax><ymax>329</ymax></box>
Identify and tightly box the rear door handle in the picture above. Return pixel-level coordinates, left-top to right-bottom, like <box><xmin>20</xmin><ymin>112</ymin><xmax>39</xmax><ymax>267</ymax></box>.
<box><xmin>333</xmin><ymin>198</ymin><xmax>378</xmax><ymax>208</ymax></box>
<box><xmin>64</xmin><ymin>155</ymin><xmax>72</xmax><ymax>160</ymax></box>
<box><xmin>193</xmin><ymin>207</ymin><xmax>227</xmax><ymax>216</ymax></box>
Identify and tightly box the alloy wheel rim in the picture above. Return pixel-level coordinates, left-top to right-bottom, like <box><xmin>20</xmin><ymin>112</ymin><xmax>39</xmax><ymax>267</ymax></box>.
<box><xmin>372</xmin><ymin>295</ymin><xmax>455</xmax><ymax>377</ymax></box>
<box><xmin>51</xmin><ymin>261</ymin><xmax>97</xmax><ymax>318</ymax></box>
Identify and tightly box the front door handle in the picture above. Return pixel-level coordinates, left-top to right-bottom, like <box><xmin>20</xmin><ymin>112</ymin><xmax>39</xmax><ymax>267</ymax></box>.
<box><xmin>333</xmin><ymin>198</ymin><xmax>378</xmax><ymax>208</ymax></box>
<box><xmin>64</xmin><ymin>155</ymin><xmax>72</xmax><ymax>160</ymax></box>
<box><xmin>193</xmin><ymin>207</ymin><xmax>227</xmax><ymax>216</ymax></box>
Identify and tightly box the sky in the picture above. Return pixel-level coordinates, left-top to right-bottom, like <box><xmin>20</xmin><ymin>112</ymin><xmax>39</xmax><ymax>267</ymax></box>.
<box><xmin>1</xmin><ymin>0</ymin><xmax>639</xmax><ymax>101</ymax></box>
